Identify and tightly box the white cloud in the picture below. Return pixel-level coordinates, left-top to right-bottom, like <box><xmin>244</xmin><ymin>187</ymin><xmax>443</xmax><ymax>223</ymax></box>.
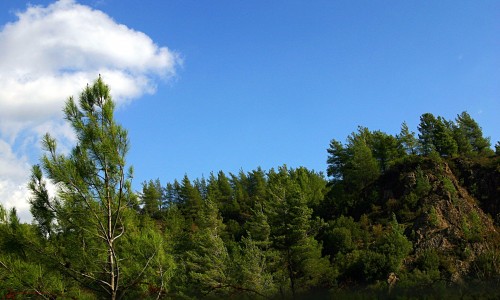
<box><xmin>0</xmin><ymin>0</ymin><xmax>180</xmax><ymax>222</ymax></box>
<box><xmin>0</xmin><ymin>139</ymin><xmax>32</xmax><ymax>222</ymax></box>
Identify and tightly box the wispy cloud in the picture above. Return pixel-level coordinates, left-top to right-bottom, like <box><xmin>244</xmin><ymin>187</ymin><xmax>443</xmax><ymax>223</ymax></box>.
<box><xmin>0</xmin><ymin>0</ymin><xmax>180</xmax><ymax>221</ymax></box>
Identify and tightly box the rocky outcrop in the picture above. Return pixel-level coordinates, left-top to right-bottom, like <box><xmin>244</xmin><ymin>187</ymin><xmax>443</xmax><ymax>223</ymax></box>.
<box><xmin>373</xmin><ymin>157</ymin><xmax>500</xmax><ymax>282</ymax></box>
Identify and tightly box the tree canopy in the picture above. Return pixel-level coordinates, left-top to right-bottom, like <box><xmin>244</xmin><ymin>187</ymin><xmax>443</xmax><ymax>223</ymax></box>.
<box><xmin>1</xmin><ymin>79</ymin><xmax>499</xmax><ymax>299</ymax></box>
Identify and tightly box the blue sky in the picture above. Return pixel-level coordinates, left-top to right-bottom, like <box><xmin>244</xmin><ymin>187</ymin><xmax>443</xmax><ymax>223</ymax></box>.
<box><xmin>0</xmin><ymin>0</ymin><xmax>499</xmax><ymax>220</ymax></box>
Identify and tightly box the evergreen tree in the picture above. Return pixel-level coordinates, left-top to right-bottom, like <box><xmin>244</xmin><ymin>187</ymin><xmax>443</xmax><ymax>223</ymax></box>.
<box><xmin>140</xmin><ymin>178</ymin><xmax>163</xmax><ymax>218</ymax></box>
<box><xmin>418</xmin><ymin>113</ymin><xmax>458</xmax><ymax>157</ymax></box>
<box><xmin>247</xmin><ymin>167</ymin><xmax>268</xmax><ymax>207</ymax></box>
<box><xmin>371</xmin><ymin>130</ymin><xmax>403</xmax><ymax>172</ymax></box>
<box><xmin>374</xmin><ymin>214</ymin><xmax>413</xmax><ymax>274</ymax></box>
<box><xmin>418</xmin><ymin>113</ymin><xmax>438</xmax><ymax>156</ymax></box>
<box><xmin>164</xmin><ymin>181</ymin><xmax>181</xmax><ymax>207</ymax></box>
<box><xmin>28</xmin><ymin>165</ymin><xmax>55</xmax><ymax>238</ymax></box>
<box><xmin>231</xmin><ymin>171</ymin><xmax>252</xmax><ymax>223</ymax></box>
<box><xmin>344</xmin><ymin>136</ymin><xmax>380</xmax><ymax>192</ymax></box>
<box><xmin>326</xmin><ymin>139</ymin><xmax>347</xmax><ymax>181</ymax></box>
<box><xmin>455</xmin><ymin>111</ymin><xmax>492</xmax><ymax>155</ymax></box>
<box><xmin>433</xmin><ymin>117</ymin><xmax>458</xmax><ymax>157</ymax></box>
<box><xmin>182</xmin><ymin>197</ymin><xmax>231</xmax><ymax>298</ymax></box>
<box><xmin>217</xmin><ymin>171</ymin><xmax>240</xmax><ymax>222</ymax></box>
<box><xmin>29</xmin><ymin>77</ymin><xmax>165</xmax><ymax>299</ymax></box>
<box><xmin>233</xmin><ymin>236</ymin><xmax>276</xmax><ymax>298</ymax></box>
<box><xmin>0</xmin><ymin>206</ymin><xmax>69</xmax><ymax>297</ymax></box>
<box><xmin>244</xmin><ymin>203</ymin><xmax>271</xmax><ymax>248</ymax></box>
<box><xmin>179</xmin><ymin>174</ymin><xmax>203</xmax><ymax>225</ymax></box>
<box><xmin>397</xmin><ymin>121</ymin><xmax>418</xmax><ymax>155</ymax></box>
<box><xmin>267</xmin><ymin>167</ymin><xmax>333</xmax><ymax>296</ymax></box>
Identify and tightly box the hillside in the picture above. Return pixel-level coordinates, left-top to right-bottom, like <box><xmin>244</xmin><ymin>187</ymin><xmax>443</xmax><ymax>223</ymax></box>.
<box><xmin>1</xmin><ymin>85</ymin><xmax>499</xmax><ymax>300</ymax></box>
<box><xmin>372</xmin><ymin>156</ymin><xmax>499</xmax><ymax>282</ymax></box>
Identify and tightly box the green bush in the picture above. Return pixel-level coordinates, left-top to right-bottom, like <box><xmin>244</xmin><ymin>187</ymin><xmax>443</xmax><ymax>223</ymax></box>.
<box><xmin>415</xmin><ymin>169</ymin><xmax>431</xmax><ymax>197</ymax></box>
<box><xmin>417</xmin><ymin>248</ymin><xmax>440</xmax><ymax>272</ymax></box>
<box><xmin>428</xmin><ymin>206</ymin><xmax>439</xmax><ymax>227</ymax></box>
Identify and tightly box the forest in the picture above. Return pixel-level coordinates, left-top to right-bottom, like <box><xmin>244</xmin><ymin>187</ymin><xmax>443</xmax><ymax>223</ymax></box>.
<box><xmin>1</xmin><ymin>78</ymin><xmax>500</xmax><ymax>299</ymax></box>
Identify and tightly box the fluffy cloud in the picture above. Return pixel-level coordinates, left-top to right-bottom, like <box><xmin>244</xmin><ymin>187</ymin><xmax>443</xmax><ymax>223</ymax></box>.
<box><xmin>0</xmin><ymin>140</ymin><xmax>32</xmax><ymax>221</ymax></box>
<box><xmin>0</xmin><ymin>0</ymin><xmax>180</xmax><ymax>222</ymax></box>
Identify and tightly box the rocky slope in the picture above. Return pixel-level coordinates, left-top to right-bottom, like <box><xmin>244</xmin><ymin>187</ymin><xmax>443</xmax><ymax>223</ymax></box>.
<box><xmin>370</xmin><ymin>156</ymin><xmax>500</xmax><ymax>282</ymax></box>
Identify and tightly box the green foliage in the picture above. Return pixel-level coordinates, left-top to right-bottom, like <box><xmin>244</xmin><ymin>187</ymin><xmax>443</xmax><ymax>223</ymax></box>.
<box><xmin>441</xmin><ymin>176</ymin><xmax>457</xmax><ymax>199</ymax></box>
<box><xmin>418</xmin><ymin>113</ymin><xmax>438</xmax><ymax>156</ymax></box>
<box><xmin>327</xmin><ymin>227</ymin><xmax>353</xmax><ymax>254</ymax></box>
<box><xmin>402</xmin><ymin>192</ymin><xmax>418</xmax><ymax>210</ymax></box>
<box><xmin>371</xmin><ymin>130</ymin><xmax>404</xmax><ymax>171</ymax></box>
<box><xmin>266</xmin><ymin>166</ymin><xmax>334</xmax><ymax>296</ymax></box>
<box><xmin>416</xmin><ymin>248</ymin><xmax>440</xmax><ymax>272</ymax></box>
<box><xmin>433</xmin><ymin>117</ymin><xmax>458</xmax><ymax>157</ymax></box>
<box><xmin>418</xmin><ymin>112</ymin><xmax>492</xmax><ymax>158</ymax></box>
<box><xmin>327</xmin><ymin>139</ymin><xmax>347</xmax><ymax>181</ymax></box>
<box><xmin>28</xmin><ymin>165</ymin><xmax>55</xmax><ymax>238</ymax></box>
<box><xmin>428</xmin><ymin>206</ymin><xmax>439</xmax><ymax>227</ymax></box>
<box><xmin>179</xmin><ymin>174</ymin><xmax>204</xmax><ymax>223</ymax></box>
<box><xmin>243</xmin><ymin>203</ymin><xmax>271</xmax><ymax>247</ymax></box>
<box><xmin>23</xmin><ymin>77</ymin><xmax>175</xmax><ymax>299</ymax></box>
<box><xmin>140</xmin><ymin>178</ymin><xmax>163</xmax><ymax>218</ymax></box>
<box><xmin>414</xmin><ymin>168</ymin><xmax>432</xmax><ymax>197</ymax></box>
<box><xmin>398</xmin><ymin>121</ymin><xmax>418</xmax><ymax>155</ymax></box>
<box><xmin>5</xmin><ymin>103</ymin><xmax>500</xmax><ymax>298</ymax></box>
<box><xmin>473</xmin><ymin>248</ymin><xmax>500</xmax><ymax>279</ymax></box>
<box><xmin>462</xmin><ymin>211</ymin><xmax>484</xmax><ymax>242</ymax></box>
<box><xmin>418</xmin><ymin>113</ymin><xmax>458</xmax><ymax>157</ymax></box>
<box><xmin>359</xmin><ymin>250</ymin><xmax>387</xmax><ymax>281</ymax></box>
<box><xmin>373</xmin><ymin>215</ymin><xmax>413</xmax><ymax>273</ymax></box>
<box><xmin>185</xmin><ymin>226</ymin><xmax>230</xmax><ymax>297</ymax></box>
<box><xmin>322</xmin><ymin>215</ymin><xmax>366</xmax><ymax>257</ymax></box>
<box><xmin>233</xmin><ymin>236</ymin><xmax>276</xmax><ymax>298</ymax></box>
<box><xmin>455</xmin><ymin>111</ymin><xmax>492</xmax><ymax>155</ymax></box>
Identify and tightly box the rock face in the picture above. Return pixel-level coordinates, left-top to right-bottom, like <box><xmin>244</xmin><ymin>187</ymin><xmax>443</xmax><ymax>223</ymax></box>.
<box><xmin>372</xmin><ymin>157</ymin><xmax>500</xmax><ymax>282</ymax></box>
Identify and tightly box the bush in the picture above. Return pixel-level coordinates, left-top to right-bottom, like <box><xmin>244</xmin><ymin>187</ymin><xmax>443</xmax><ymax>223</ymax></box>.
<box><xmin>415</xmin><ymin>169</ymin><xmax>431</xmax><ymax>197</ymax></box>
<box><xmin>417</xmin><ymin>248</ymin><xmax>440</xmax><ymax>272</ymax></box>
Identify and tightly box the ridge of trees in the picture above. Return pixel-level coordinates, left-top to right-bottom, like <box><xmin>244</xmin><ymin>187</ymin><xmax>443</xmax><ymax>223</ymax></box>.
<box><xmin>1</xmin><ymin>78</ymin><xmax>499</xmax><ymax>299</ymax></box>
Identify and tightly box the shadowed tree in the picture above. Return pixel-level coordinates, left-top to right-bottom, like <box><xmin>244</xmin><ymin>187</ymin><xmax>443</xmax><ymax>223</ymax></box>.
<box><xmin>418</xmin><ymin>113</ymin><xmax>438</xmax><ymax>156</ymax></box>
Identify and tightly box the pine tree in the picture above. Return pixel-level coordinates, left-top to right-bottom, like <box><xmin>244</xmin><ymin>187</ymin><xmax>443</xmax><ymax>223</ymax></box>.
<box><xmin>433</xmin><ymin>117</ymin><xmax>458</xmax><ymax>157</ymax></box>
<box><xmin>418</xmin><ymin>113</ymin><xmax>438</xmax><ymax>156</ymax></box>
<box><xmin>455</xmin><ymin>111</ymin><xmax>492</xmax><ymax>155</ymax></box>
<box><xmin>29</xmin><ymin>77</ymin><xmax>164</xmax><ymax>299</ymax></box>
<box><xmin>179</xmin><ymin>175</ymin><xmax>203</xmax><ymax>225</ymax></box>
<box><xmin>234</xmin><ymin>236</ymin><xmax>276</xmax><ymax>297</ymax></box>
<box><xmin>140</xmin><ymin>178</ymin><xmax>163</xmax><ymax>218</ymax></box>
<box><xmin>326</xmin><ymin>139</ymin><xmax>347</xmax><ymax>181</ymax></box>
<box><xmin>418</xmin><ymin>113</ymin><xmax>458</xmax><ymax>157</ymax></box>
<box><xmin>397</xmin><ymin>121</ymin><xmax>418</xmax><ymax>155</ymax></box>
<box><xmin>28</xmin><ymin>165</ymin><xmax>55</xmax><ymax>238</ymax></box>
<box><xmin>267</xmin><ymin>166</ymin><xmax>334</xmax><ymax>296</ymax></box>
<box><xmin>244</xmin><ymin>203</ymin><xmax>271</xmax><ymax>248</ymax></box>
<box><xmin>371</xmin><ymin>130</ymin><xmax>402</xmax><ymax>172</ymax></box>
<box><xmin>247</xmin><ymin>167</ymin><xmax>268</xmax><ymax>208</ymax></box>
<box><xmin>182</xmin><ymin>198</ymin><xmax>231</xmax><ymax>297</ymax></box>
<box><xmin>344</xmin><ymin>137</ymin><xmax>380</xmax><ymax>192</ymax></box>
